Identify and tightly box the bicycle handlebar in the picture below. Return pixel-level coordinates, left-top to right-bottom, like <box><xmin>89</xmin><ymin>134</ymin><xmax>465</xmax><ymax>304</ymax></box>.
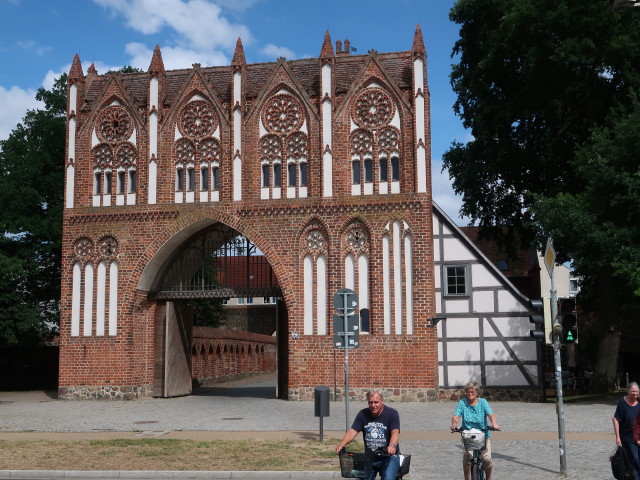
<box><xmin>451</xmin><ymin>426</ymin><xmax>501</xmax><ymax>433</ymax></box>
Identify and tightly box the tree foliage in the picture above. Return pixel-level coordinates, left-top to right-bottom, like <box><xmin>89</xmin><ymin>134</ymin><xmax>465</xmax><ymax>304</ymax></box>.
<box><xmin>444</xmin><ymin>0</ymin><xmax>640</xmax><ymax>388</ymax></box>
<box><xmin>0</xmin><ymin>74</ymin><xmax>67</xmax><ymax>345</ymax></box>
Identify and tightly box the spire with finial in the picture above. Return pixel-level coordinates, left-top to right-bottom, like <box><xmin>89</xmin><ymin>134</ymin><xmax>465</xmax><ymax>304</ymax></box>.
<box><xmin>320</xmin><ymin>30</ymin><xmax>334</xmax><ymax>59</ymax></box>
<box><xmin>68</xmin><ymin>53</ymin><xmax>84</xmax><ymax>84</ymax></box>
<box><xmin>148</xmin><ymin>44</ymin><xmax>165</xmax><ymax>77</ymax></box>
<box><xmin>231</xmin><ymin>37</ymin><xmax>247</xmax><ymax>68</ymax></box>
<box><xmin>412</xmin><ymin>24</ymin><xmax>426</xmax><ymax>56</ymax></box>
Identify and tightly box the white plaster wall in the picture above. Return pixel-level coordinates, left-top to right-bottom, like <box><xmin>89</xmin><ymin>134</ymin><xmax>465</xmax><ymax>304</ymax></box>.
<box><xmin>483</xmin><ymin>317</ymin><xmax>529</xmax><ymax>338</ymax></box>
<box><xmin>448</xmin><ymin>365</ymin><xmax>482</xmax><ymax>387</ymax></box>
<box><xmin>444</xmin><ymin>298</ymin><xmax>470</xmax><ymax>314</ymax></box>
<box><xmin>484</xmin><ymin>340</ymin><xmax>537</xmax><ymax>362</ymax></box>
<box><xmin>497</xmin><ymin>290</ymin><xmax>528</xmax><ymax>313</ymax></box>
<box><xmin>447</xmin><ymin>342</ymin><xmax>482</xmax><ymax>362</ymax></box>
<box><xmin>444</xmin><ymin>318</ymin><xmax>480</xmax><ymax>337</ymax></box>
<box><xmin>472</xmin><ymin>290</ymin><xmax>495</xmax><ymax>312</ymax></box>
<box><xmin>443</xmin><ymin>238</ymin><xmax>475</xmax><ymax>261</ymax></box>
<box><xmin>471</xmin><ymin>263</ymin><xmax>501</xmax><ymax>287</ymax></box>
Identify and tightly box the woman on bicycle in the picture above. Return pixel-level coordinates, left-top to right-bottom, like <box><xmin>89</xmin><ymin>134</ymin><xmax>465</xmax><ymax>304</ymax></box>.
<box><xmin>450</xmin><ymin>382</ymin><xmax>500</xmax><ymax>480</ymax></box>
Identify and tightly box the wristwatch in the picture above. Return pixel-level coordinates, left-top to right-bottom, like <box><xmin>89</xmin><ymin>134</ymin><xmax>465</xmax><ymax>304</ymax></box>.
<box><xmin>389</xmin><ymin>443</ymin><xmax>396</xmax><ymax>447</ymax></box>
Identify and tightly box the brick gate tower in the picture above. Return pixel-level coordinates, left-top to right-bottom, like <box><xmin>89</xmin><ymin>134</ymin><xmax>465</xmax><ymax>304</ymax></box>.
<box><xmin>59</xmin><ymin>26</ymin><xmax>437</xmax><ymax>400</ymax></box>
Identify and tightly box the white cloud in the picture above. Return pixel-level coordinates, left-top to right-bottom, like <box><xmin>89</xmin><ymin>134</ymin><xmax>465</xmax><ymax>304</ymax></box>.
<box><xmin>0</xmin><ymin>85</ymin><xmax>41</xmax><ymax>142</ymax></box>
<box><xmin>125</xmin><ymin>42</ymin><xmax>228</xmax><ymax>71</ymax></box>
<box><xmin>92</xmin><ymin>0</ymin><xmax>251</xmax><ymax>51</ymax></box>
<box><xmin>260</xmin><ymin>43</ymin><xmax>296</xmax><ymax>61</ymax></box>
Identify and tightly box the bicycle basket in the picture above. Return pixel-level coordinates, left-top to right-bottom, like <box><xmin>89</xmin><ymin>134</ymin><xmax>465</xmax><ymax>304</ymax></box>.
<box><xmin>461</xmin><ymin>428</ymin><xmax>486</xmax><ymax>451</ymax></box>
<box><xmin>398</xmin><ymin>454</ymin><xmax>411</xmax><ymax>477</ymax></box>
<box><xmin>339</xmin><ymin>451</ymin><xmax>373</xmax><ymax>479</ymax></box>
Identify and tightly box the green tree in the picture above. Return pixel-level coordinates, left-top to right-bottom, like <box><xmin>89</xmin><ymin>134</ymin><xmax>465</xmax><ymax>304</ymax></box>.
<box><xmin>0</xmin><ymin>74</ymin><xmax>67</xmax><ymax>345</ymax></box>
<box><xmin>444</xmin><ymin>0</ymin><xmax>640</xmax><ymax>390</ymax></box>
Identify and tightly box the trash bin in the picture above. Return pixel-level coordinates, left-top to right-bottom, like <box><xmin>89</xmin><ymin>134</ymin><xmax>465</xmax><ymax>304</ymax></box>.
<box><xmin>315</xmin><ymin>385</ymin><xmax>330</xmax><ymax>417</ymax></box>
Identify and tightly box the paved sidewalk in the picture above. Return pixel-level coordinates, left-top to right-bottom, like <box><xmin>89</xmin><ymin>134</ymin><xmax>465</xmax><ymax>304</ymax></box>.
<box><xmin>0</xmin><ymin>376</ymin><xmax>620</xmax><ymax>479</ymax></box>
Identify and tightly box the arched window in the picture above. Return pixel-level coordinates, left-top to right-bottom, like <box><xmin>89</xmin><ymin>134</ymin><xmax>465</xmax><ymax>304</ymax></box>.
<box><xmin>379</xmin><ymin>157</ymin><xmax>388</xmax><ymax>182</ymax></box>
<box><xmin>262</xmin><ymin>164</ymin><xmax>270</xmax><ymax>187</ymax></box>
<box><xmin>288</xmin><ymin>162</ymin><xmax>297</xmax><ymax>187</ymax></box>
<box><xmin>364</xmin><ymin>158</ymin><xmax>373</xmax><ymax>183</ymax></box>
<box><xmin>352</xmin><ymin>159</ymin><xmax>361</xmax><ymax>184</ymax></box>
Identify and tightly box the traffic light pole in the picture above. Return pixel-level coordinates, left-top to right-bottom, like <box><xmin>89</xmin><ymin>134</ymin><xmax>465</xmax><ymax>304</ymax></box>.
<box><xmin>550</xmin><ymin>271</ymin><xmax>567</xmax><ymax>474</ymax></box>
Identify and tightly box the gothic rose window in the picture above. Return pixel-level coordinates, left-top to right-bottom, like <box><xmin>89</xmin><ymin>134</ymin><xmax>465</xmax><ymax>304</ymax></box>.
<box><xmin>263</xmin><ymin>94</ymin><xmax>304</xmax><ymax>134</ymax></box>
<box><xmin>98</xmin><ymin>106</ymin><xmax>133</xmax><ymax>143</ymax></box>
<box><xmin>179</xmin><ymin>100</ymin><xmax>216</xmax><ymax>139</ymax></box>
<box><xmin>354</xmin><ymin>89</ymin><xmax>393</xmax><ymax>129</ymax></box>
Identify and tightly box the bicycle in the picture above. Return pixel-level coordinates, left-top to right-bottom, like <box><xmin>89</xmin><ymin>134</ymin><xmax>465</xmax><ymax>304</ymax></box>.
<box><xmin>338</xmin><ymin>447</ymin><xmax>411</xmax><ymax>480</ymax></box>
<box><xmin>452</xmin><ymin>425</ymin><xmax>500</xmax><ymax>480</ymax></box>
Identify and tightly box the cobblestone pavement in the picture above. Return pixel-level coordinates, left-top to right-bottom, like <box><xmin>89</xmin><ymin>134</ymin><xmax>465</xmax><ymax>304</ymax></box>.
<box><xmin>0</xmin><ymin>375</ymin><xmax>620</xmax><ymax>479</ymax></box>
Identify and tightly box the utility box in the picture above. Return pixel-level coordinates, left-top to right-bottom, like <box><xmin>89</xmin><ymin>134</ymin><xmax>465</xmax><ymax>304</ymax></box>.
<box><xmin>314</xmin><ymin>385</ymin><xmax>330</xmax><ymax>417</ymax></box>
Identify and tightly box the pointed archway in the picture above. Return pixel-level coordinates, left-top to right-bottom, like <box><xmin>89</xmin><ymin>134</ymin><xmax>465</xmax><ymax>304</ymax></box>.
<box><xmin>143</xmin><ymin>222</ymin><xmax>285</xmax><ymax>398</ymax></box>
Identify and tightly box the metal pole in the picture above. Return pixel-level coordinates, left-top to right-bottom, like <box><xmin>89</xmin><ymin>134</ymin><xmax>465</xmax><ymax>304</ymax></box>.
<box><xmin>343</xmin><ymin>292</ymin><xmax>350</xmax><ymax>432</ymax></box>
<box><xmin>550</xmin><ymin>270</ymin><xmax>567</xmax><ymax>474</ymax></box>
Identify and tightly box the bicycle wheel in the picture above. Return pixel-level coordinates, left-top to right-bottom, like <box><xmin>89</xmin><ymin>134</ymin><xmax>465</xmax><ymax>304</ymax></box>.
<box><xmin>471</xmin><ymin>461</ymin><xmax>485</xmax><ymax>480</ymax></box>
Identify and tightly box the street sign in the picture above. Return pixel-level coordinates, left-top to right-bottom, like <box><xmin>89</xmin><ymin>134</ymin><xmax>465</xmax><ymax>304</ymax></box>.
<box><xmin>333</xmin><ymin>314</ymin><xmax>359</xmax><ymax>335</ymax></box>
<box><xmin>333</xmin><ymin>314</ymin><xmax>359</xmax><ymax>348</ymax></box>
<box><xmin>544</xmin><ymin>238</ymin><xmax>556</xmax><ymax>278</ymax></box>
<box><xmin>333</xmin><ymin>288</ymin><xmax>358</xmax><ymax>313</ymax></box>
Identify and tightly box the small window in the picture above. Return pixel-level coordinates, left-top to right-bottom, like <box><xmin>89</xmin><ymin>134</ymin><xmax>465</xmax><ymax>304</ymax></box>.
<box><xmin>212</xmin><ymin>166</ymin><xmax>220</xmax><ymax>190</ymax></box>
<box><xmin>379</xmin><ymin>157</ymin><xmax>388</xmax><ymax>182</ymax></box>
<box><xmin>117</xmin><ymin>171</ymin><xmax>125</xmax><ymax>195</ymax></box>
<box><xmin>352</xmin><ymin>159</ymin><xmax>361</xmax><ymax>184</ymax></box>
<box><xmin>262</xmin><ymin>164</ymin><xmax>270</xmax><ymax>187</ymax></box>
<box><xmin>94</xmin><ymin>172</ymin><xmax>102</xmax><ymax>195</ymax></box>
<box><xmin>201</xmin><ymin>167</ymin><xmax>209</xmax><ymax>190</ymax></box>
<box><xmin>444</xmin><ymin>265</ymin><xmax>468</xmax><ymax>296</ymax></box>
<box><xmin>105</xmin><ymin>171</ymin><xmax>112</xmax><ymax>194</ymax></box>
<box><xmin>128</xmin><ymin>170</ymin><xmax>136</xmax><ymax>193</ymax></box>
<box><xmin>246</xmin><ymin>297</ymin><xmax>253</xmax><ymax>305</ymax></box>
<box><xmin>364</xmin><ymin>158</ymin><xmax>373</xmax><ymax>183</ymax></box>
<box><xmin>288</xmin><ymin>163</ymin><xmax>297</xmax><ymax>187</ymax></box>
<box><xmin>187</xmin><ymin>167</ymin><xmax>195</xmax><ymax>191</ymax></box>
<box><xmin>273</xmin><ymin>163</ymin><xmax>282</xmax><ymax>187</ymax></box>
<box><xmin>237</xmin><ymin>297</ymin><xmax>245</xmax><ymax>305</ymax></box>
<box><xmin>300</xmin><ymin>162</ymin><xmax>308</xmax><ymax>186</ymax></box>
<box><xmin>176</xmin><ymin>167</ymin><xmax>184</xmax><ymax>191</ymax></box>
<box><xmin>391</xmin><ymin>156</ymin><xmax>400</xmax><ymax>181</ymax></box>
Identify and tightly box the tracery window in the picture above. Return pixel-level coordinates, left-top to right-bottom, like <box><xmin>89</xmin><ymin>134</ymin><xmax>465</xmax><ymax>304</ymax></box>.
<box><xmin>260</xmin><ymin>92</ymin><xmax>308</xmax><ymax>199</ymax></box>
<box><xmin>174</xmin><ymin>98</ymin><xmax>221</xmax><ymax>204</ymax></box>
<box><xmin>350</xmin><ymin>89</ymin><xmax>401</xmax><ymax>196</ymax></box>
<box><xmin>92</xmin><ymin>104</ymin><xmax>137</xmax><ymax>207</ymax></box>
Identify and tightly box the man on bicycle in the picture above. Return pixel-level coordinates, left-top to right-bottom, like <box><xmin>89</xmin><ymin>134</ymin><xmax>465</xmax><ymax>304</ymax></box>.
<box><xmin>336</xmin><ymin>390</ymin><xmax>400</xmax><ymax>480</ymax></box>
<box><xmin>450</xmin><ymin>382</ymin><xmax>501</xmax><ymax>480</ymax></box>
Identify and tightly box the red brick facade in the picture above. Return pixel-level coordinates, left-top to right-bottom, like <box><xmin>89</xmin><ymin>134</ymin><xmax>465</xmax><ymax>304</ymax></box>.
<box><xmin>59</xmin><ymin>27</ymin><xmax>437</xmax><ymax>400</ymax></box>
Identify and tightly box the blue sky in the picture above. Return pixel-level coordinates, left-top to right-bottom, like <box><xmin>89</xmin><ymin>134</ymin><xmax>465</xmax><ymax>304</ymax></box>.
<box><xmin>0</xmin><ymin>0</ymin><xmax>470</xmax><ymax>223</ymax></box>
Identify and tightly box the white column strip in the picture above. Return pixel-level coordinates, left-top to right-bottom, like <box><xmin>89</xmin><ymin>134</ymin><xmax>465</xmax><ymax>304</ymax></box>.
<box><xmin>393</xmin><ymin>221</ymin><xmax>403</xmax><ymax>335</ymax></box>
<box><xmin>96</xmin><ymin>262</ymin><xmax>106</xmax><ymax>336</ymax></box>
<box><xmin>304</xmin><ymin>254</ymin><xmax>313</xmax><ymax>335</ymax></box>
<box><xmin>316</xmin><ymin>255</ymin><xmax>327</xmax><ymax>335</ymax></box>
<box><xmin>71</xmin><ymin>263</ymin><xmax>81</xmax><ymax>336</ymax></box>
<box><xmin>383</xmin><ymin>234</ymin><xmax>391</xmax><ymax>334</ymax></box>
<box><xmin>109</xmin><ymin>262</ymin><xmax>118</xmax><ymax>336</ymax></box>
<box><xmin>83</xmin><ymin>263</ymin><xmax>94</xmax><ymax>336</ymax></box>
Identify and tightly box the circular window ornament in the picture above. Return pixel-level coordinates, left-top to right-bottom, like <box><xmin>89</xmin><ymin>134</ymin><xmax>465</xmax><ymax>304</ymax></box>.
<box><xmin>98</xmin><ymin>106</ymin><xmax>133</xmax><ymax>143</ymax></box>
<box><xmin>179</xmin><ymin>100</ymin><xmax>216</xmax><ymax>139</ymax></box>
<box><xmin>354</xmin><ymin>89</ymin><xmax>393</xmax><ymax>129</ymax></box>
<box><xmin>263</xmin><ymin>94</ymin><xmax>304</xmax><ymax>134</ymax></box>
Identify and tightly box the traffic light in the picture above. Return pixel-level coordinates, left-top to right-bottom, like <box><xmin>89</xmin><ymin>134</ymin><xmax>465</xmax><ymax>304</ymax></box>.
<box><xmin>529</xmin><ymin>297</ymin><xmax>552</xmax><ymax>343</ymax></box>
<box><xmin>560</xmin><ymin>298</ymin><xmax>578</xmax><ymax>344</ymax></box>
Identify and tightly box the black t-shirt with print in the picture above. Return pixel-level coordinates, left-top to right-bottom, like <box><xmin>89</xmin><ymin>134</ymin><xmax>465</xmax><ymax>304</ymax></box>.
<box><xmin>351</xmin><ymin>406</ymin><xmax>400</xmax><ymax>453</ymax></box>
